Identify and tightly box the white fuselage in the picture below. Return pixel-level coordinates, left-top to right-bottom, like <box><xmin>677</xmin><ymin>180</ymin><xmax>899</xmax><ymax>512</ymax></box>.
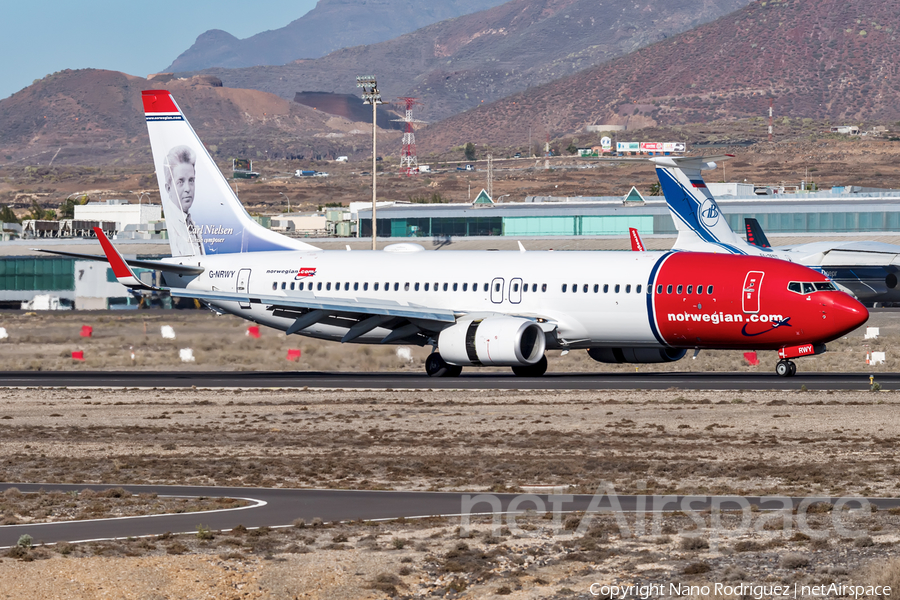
<box><xmin>163</xmin><ymin>250</ymin><xmax>664</xmax><ymax>348</ymax></box>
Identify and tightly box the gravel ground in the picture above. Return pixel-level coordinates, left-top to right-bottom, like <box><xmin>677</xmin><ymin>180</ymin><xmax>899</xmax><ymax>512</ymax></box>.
<box><xmin>0</xmin><ymin>385</ymin><xmax>899</xmax><ymax>598</ymax></box>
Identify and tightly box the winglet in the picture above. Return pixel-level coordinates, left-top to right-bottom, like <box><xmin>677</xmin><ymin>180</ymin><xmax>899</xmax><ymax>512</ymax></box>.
<box><xmin>629</xmin><ymin>228</ymin><xmax>645</xmax><ymax>252</ymax></box>
<box><xmin>93</xmin><ymin>227</ymin><xmax>149</xmax><ymax>288</ymax></box>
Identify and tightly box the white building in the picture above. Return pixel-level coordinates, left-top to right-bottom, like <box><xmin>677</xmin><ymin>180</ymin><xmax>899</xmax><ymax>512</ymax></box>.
<box><xmin>75</xmin><ymin>199</ymin><xmax>161</xmax><ymax>230</ymax></box>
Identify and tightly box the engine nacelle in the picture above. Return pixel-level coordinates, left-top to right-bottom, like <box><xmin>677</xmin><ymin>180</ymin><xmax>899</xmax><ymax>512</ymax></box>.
<box><xmin>587</xmin><ymin>347</ymin><xmax>687</xmax><ymax>364</ymax></box>
<box><xmin>439</xmin><ymin>317</ymin><xmax>546</xmax><ymax>367</ymax></box>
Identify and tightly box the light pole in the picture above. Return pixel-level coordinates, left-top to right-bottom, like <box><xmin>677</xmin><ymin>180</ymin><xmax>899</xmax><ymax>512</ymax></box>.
<box><xmin>357</xmin><ymin>75</ymin><xmax>383</xmax><ymax>250</ymax></box>
<box><xmin>279</xmin><ymin>192</ymin><xmax>291</xmax><ymax>214</ymax></box>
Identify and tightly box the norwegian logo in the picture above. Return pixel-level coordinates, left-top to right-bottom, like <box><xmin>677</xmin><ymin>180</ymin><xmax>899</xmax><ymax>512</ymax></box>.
<box><xmin>699</xmin><ymin>199</ymin><xmax>720</xmax><ymax>228</ymax></box>
<box><xmin>294</xmin><ymin>268</ymin><xmax>317</xmax><ymax>279</ymax></box>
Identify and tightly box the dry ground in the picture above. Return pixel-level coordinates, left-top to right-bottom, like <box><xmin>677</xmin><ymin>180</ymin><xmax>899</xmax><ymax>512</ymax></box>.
<box><xmin>1</xmin><ymin>386</ymin><xmax>900</xmax><ymax>598</ymax></box>
<box><xmin>0</xmin><ymin>308</ymin><xmax>895</xmax><ymax>374</ymax></box>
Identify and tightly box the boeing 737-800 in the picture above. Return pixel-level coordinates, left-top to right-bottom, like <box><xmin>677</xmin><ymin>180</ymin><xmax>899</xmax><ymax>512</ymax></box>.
<box><xmin>45</xmin><ymin>91</ymin><xmax>869</xmax><ymax>377</ymax></box>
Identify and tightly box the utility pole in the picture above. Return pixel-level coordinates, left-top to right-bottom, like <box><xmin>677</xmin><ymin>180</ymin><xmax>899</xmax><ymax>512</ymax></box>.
<box><xmin>357</xmin><ymin>76</ymin><xmax>383</xmax><ymax>250</ymax></box>
<box><xmin>487</xmin><ymin>153</ymin><xmax>493</xmax><ymax>199</ymax></box>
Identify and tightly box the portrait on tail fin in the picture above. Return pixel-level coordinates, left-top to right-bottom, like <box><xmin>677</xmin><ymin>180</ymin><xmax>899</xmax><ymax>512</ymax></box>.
<box><xmin>164</xmin><ymin>145</ymin><xmax>204</xmax><ymax>256</ymax></box>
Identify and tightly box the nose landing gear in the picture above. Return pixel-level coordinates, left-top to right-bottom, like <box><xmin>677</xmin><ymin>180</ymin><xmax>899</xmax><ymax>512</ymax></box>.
<box><xmin>775</xmin><ymin>360</ymin><xmax>797</xmax><ymax>377</ymax></box>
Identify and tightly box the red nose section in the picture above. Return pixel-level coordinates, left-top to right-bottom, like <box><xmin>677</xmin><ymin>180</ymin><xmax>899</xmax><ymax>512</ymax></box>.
<box><xmin>823</xmin><ymin>292</ymin><xmax>869</xmax><ymax>340</ymax></box>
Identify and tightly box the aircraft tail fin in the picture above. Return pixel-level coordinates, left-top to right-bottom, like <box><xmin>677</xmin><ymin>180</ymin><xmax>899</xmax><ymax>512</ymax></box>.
<box><xmin>744</xmin><ymin>218</ymin><xmax>772</xmax><ymax>248</ymax></box>
<box><xmin>651</xmin><ymin>155</ymin><xmax>750</xmax><ymax>255</ymax></box>
<box><xmin>142</xmin><ymin>90</ymin><xmax>320</xmax><ymax>257</ymax></box>
<box><xmin>629</xmin><ymin>227</ymin><xmax>645</xmax><ymax>251</ymax></box>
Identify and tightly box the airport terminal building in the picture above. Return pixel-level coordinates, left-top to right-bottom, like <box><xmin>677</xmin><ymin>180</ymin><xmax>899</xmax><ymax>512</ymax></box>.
<box><xmin>357</xmin><ymin>189</ymin><xmax>900</xmax><ymax>239</ymax></box>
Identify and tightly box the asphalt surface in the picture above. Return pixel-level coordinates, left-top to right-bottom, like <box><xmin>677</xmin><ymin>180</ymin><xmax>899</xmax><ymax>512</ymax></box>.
<box><xmin>0</xmin><ymin>483</ymin><xmax>891</xmax><ymax>548</ymax></box>
<box><xmin>0</xmin><ymin>370</ymin><xmax>895</xmax><ymax>390</ymax></box>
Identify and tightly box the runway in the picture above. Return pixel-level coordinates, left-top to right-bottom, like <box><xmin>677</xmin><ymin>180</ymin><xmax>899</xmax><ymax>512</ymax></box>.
<box><xmin>0</xmin><ymin>370</ymin><xmax>895</xmax><ymax>390</ymax></box>
<box><xmin>0</xmin><ymin>483</ymin><xmax>891</xmax><ymax>548</ymax></box>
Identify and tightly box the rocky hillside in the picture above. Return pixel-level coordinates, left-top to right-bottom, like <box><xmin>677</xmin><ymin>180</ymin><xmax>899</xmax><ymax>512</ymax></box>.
<box><xmin>166</xmin><ymin>0</ymin><xmax>508</xmax><ymax>72</ymax></box>
<box><xmin>423</xmin><ymin>0</ymin><xmax>900</xmax><ymax>149</ymax></box>
<box><xmin>0</xmin><ymin>70</ymin><xmax>383</xmax><ymax>165</ymax></box>
<box><xmin>184</xmin><ymin>0</ymin><xmax>750</xmax><ymax>122</ymax></box>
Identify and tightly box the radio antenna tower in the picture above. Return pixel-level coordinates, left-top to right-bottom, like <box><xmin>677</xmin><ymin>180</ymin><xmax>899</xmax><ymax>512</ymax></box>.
<box><xmin>392</xmin><ymin>97</ymin><xmax>426</xmax><ymax>176</ymax></box>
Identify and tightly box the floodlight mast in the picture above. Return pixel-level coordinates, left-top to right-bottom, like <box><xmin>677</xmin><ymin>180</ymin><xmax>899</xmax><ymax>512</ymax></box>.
<box><xmin>357</xmin><ymin>76</ymin><xmax>383</xmax><ymax>250</ymax></box>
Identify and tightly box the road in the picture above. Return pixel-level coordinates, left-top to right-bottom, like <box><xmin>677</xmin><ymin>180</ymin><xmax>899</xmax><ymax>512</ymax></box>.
<box><xmin>0</xmin><ymin>483</ymin><xmax>889</xmax><ymax>548</ymax></box>
<box><xmin>0</xmin><ymin>370</ymin><xmax>893</xmax><ymax>390</ymax></box>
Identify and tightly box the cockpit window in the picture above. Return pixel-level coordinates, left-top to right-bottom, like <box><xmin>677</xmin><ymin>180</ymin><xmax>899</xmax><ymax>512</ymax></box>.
<box><xmin>789</xmin><ymin>281</ymin><xmax>838</xmax><ymax>294</ymax></box>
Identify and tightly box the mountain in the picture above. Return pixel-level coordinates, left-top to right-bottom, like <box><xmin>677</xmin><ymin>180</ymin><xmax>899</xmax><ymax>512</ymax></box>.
<box><xmin>0</xmin><ymin>70</ymin><xmax>380</xmax><ymax>165</ymax></box>
<box><xmin>422</xmin><ymin>0</ymin><xmax>900</xmax><ymax>150</ymax></box>
<box><xmin>181</xmin><ymin>0</ymin><xmax>751</xmax><ymax>123</ymax></box>
<box><xmin>166</xmin><ymin>0</ymin><xmax>509</xmax><ymax>72</ymax></box>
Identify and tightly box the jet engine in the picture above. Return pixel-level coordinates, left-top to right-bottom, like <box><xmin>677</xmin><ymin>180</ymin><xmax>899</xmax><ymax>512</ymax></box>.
<box><xmin>587</xmin><ymin>347</ymin><xmax>686</xmax><ymax>364</ymax></box>
<box><xmin>439</xmin><ymin>317</ymin><xmax>546</xmax><ymax>366</ymax></box>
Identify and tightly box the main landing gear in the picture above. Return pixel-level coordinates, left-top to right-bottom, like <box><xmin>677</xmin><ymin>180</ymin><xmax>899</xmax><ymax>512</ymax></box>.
<box><xmin>775</xmin><ymin>360</ymin><xmax>797</xmax><ymax>377</ymax></box>
<box><xmin>425</xmin><ymin>352</ymin><xmax>462</xmax><ymax>377</ymax></box>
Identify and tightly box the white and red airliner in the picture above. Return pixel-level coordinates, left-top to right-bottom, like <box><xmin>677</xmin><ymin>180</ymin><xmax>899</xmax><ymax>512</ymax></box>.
<box><xmin>47</xmin><ymin>91</ymin><xmax>869</xmax><ymax>377</ymax></box>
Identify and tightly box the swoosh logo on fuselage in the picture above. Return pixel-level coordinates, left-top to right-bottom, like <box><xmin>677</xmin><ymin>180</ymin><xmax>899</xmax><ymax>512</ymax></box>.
<box><xmin>741</xmin><ymin>317</ymin><xmax>792</xmax><ymax>337</ymax></box>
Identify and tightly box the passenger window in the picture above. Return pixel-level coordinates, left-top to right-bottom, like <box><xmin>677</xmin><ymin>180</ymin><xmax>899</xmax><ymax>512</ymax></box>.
<box><xmin>424</xmin><ymin>283</ymin><xmax>429</xmax><ymax>291</ymax></box>
<box><xmin>615</xmin><ymin>284</ymin><xmax>620</xmax><ymax>293</ymax></box>
<box><xmin>697</xmin><ymin>285</ymin><xmax>703</xmax><ymax>295</ymax></box>
<box><xmin>343</xmin><ymin>282</ymin><xmax>348</xmax><ymax>291</ymax></box>
<box><xmin>443</xmin><ymin>283</ymin><xmax>448</xmax><ymax>292</ymax></box>
<box><xmin>667</xmin><ymin>284</ymin><xmax>673</xmax><ymax>294</ymax></box>
<box><xmin>326</xmin><ymin>282</ymin><xmax>332</xmax><ymax>291</ymax></box>
<box><xmin>353</xmin><ymin>282</ymin><xmax>358</xmax><ymax>291</ymax></box>
<box><xmin>562</xmin><ymin>284</ymin><xmax>568</xmax><ymax>293</ymax></box>
<box><xmin>461</xmin><ymin>283</ymin><xmax>467</xmax><ymax>291</ymax></box>
<box><xmin>603</xmin><ymin>284</ymin><xmax>609</xmax><ymax>293</ymax></box>
<box><xmin>802</xmin><ymin>282</ymin><xmax>815</xmax><ymax>294</ymax></box>
<box><xmin>687</xmin><ymin>285</ymin><xmax>693</xmax><ymax>294</ymax></box>
<box><xmin>394</xmin><ymin>283</ymin><xmax>399</xmax><ymax>291</ymax></box>
<box><xmin>363</xmin><ymin>282</ymin><xmax>368</xmax><ymax>291</ymax></box>
<box><xmin>707</xmin><ymin>285</ymin><xmax>713</xmax><ymax>295</ymax></box>
<box><xmin>317</xmin><ymin>282</ymin><xmax>322</xmax><ymax>291</ymax></box>
<box><xmin>495</xmin><ymin>283</ymin><xmax>501</xmax><ymax>292</ymax></box>
<box><xmin>582</xmin><ymin>284</ymin><xmax>588</xmax><ymax>293</ymax></box>
<box><xmin>272</xmin><ymin>282</ymin><xmax>277</xmax><ymax>290</ymax></box>
<box><xmin>656</xmin><ymin>285</ymin><xmax>662</xmax><ymax>294</ymax></box>
<box><xmin>336</xmin><ymin>282</ymin><xmax>340</xmax><ymax>290</ymax></box>
<box><xmin>541</xmin><ymin>284</ymin><xmax>547</xmax><ymax>292</ymax></box>
<box><xmin>677</xmin><ymin>285</ymin><xmax>683</xmax><ymax>294</ymax></box>
<box><xmin>572</xmin><ymin>284</ymin><xmax>577</xmax><ymax>293</ymax></box>
<box><xmin>435</xmin><ymin>282</ymin><xmax>439</xmax><ymax>290</ymax></box>
<box><xmin>594</xmin><ymin>284</ymin><xmax>599</xmax><ymax>293</ymax></box>
<box><xmin>522</xmin><ymin>283</ymin><xmax>527</xmax><ymax>293</ymax></box>
<box><xmin>625</xmin><ymin>284</ymin><xmax>631</xmax><ymax>293</ymax></box>
<box><xmin>404</xmin><ymin>283</ymin><xmax>410</xmax><ymax>291</ymax></box>
<box><xmin>472</xmin><ymin>283</ymin><xmax>477</xmax><ymax>291</ymax></box>
<box><xmin>290</xmin><ymin>282</ymin><xmax>295</xmax><ymax>290</ymax></box>
<box><xmin>636</xmin><ymin>285</ymin><xmax>642</xmax><ymax>294</ymax></box>
<box><xmin>532</xmin><ymin>284</ymin><xmax>538</xmax><ymax>292</ymax></box>
<box><xmin>414</xmin><ymin>283</ymin><xmax>419</xmax><ymax>291</ymax></box>
<box><xmin>374</xmin><ymin>282</ymin><xmax>379</xmax><ymax>291</ymax></box>
<box><xmin>281</xmin><ymin>282</ymin><xmax>286</xmax><ymax>290</ymax></box>
<box><xmin>453</xmin><ymin>283</ymin><xmax>458</xmax><ymax>291</ymax></box>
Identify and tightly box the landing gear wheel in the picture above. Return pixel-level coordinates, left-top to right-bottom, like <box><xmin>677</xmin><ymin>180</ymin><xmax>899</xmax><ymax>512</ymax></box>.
<box><xmin>776</xmin><ymin>360</ymin><xmax>796</xmax><ymax>377</ymax></box>
<box><xmin>425</xmin><ymin>353</ymin><xmax>462</xmax><ymax>377</ymax></box>
<box><xmin>511</xmin><ymin>355</ymin><xmax>549</xmax><ymax>377</ymax></box>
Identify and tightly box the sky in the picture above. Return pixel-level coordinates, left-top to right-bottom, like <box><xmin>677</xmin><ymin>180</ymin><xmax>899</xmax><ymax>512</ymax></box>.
<box><xmin>0</xmin><ymin>0</ymin><xmax>318</xmax><ymax>101</ymax></box>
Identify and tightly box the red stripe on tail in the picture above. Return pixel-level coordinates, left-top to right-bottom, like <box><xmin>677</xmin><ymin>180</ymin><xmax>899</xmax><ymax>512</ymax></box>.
<box><xmin>141</xmin><ymin>90</ymin><xmax>178</xmax><ymax>113</ymax></box>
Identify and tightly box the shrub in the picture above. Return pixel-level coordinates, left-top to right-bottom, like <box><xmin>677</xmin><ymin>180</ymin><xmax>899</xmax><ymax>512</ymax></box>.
<box><xmin>369</xmin><ymin>573</ymin><xmax>401</xmax><ymax>596</ymax></box>
<box><xmin>392</xmin><ymin>537</ymin><xmax>407</xmax><ymax>549</ymax></box>
<box><xmin>781</xmin><ymin>552</ymin><xmax>810</xmax><ymax>569</ymax></box>
<box><xmin>684</xmin><ymin>561</ymin><xmax>711</xmax><ymax>574</ymax></box>
<box><xmin>196</xmin><ymin>524</ymin><xmax>214</xmax><ymax>540</ymax></box>
<box><xmin>679</xmin><ymin>536</ymin><xmax>709</xmax><ymax>550</ymax></box>
<box><xmin>17</xmin><ymin>534</ymin><xmax>33</xmax><ymax>549</ymax></box>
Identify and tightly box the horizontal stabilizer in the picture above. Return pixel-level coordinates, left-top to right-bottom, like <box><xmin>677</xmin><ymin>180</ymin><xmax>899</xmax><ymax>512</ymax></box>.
<box><xmin>34</xmin><ymin>249</ymin><xmax>205</xmax><ymax>276</ymax></box>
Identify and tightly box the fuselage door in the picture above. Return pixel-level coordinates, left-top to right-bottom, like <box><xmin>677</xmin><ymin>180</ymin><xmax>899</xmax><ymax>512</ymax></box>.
<box><xmin>490</xmin><ymin>277</ymin><xmax>505</xmax><ymax>304</ymax></box>
<box><xmin>509</xmin><ymin>278</ymin><xmax>523</xmax><ymax>304</ymax></box>
<box><xmin>236</xmin><ymin>268</ymin><xmax>251</xmax><ymax>309</ymax></box>
<box><xmin>742</xmin><ymin>270</ymin><xmax>764</xmax><ymax>314</ymax></box>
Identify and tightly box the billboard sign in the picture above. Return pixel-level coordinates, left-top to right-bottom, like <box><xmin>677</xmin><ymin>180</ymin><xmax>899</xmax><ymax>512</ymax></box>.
<box><xmin>663</xmin><ymin>142</ymin><xmax>686</xmax><ymax>153</ymax></box>
<box><xmin>233</xmin><ymin>158</ymin><xmax>252</xmax><ymax>172</ymax></box>
<box><xmin>617</xmin><ymin>142</ymin><xmax>640</xmax><ymax>152</ymax></box>
<box><xmin>640</xmin><ymin>142</ymin><xmax>663</xmax><ymax>152</ymax></box>
<box><xmin>600</xmin><ymin>136</ymin><xmax>612</xmax><ymax>152</ymax></box>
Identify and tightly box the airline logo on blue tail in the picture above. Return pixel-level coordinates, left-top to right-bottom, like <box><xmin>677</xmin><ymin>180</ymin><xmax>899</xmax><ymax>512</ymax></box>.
<box><xmin>656</xmin><ymin>167</ymin><xmax>746</xmax><ymax>255</ymax></box>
